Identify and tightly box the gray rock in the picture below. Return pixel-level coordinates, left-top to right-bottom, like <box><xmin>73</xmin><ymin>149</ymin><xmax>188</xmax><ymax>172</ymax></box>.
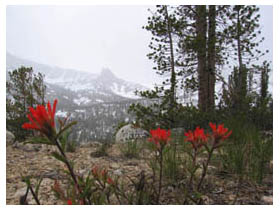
<box><xmin>115</xmin><ymin>124</ymin><xmax>149</xmax><ymax>143</ymax></box>
<box><xmin>13</xmin><ymin>141</ymin><xmax>42</xmax><ymax>152</ymax></box>
<box><xmin>6</xmin><ymin>130</ymin><xmax>15</xmax><ymax>145</ymax></box>
<box><xmin>113</xmin><ymin>169</ymin><xmax>123</xmax><ymax>176</ymax></box>
<box><xmin>14</xmin><ymin>186</ymin><xmax>32</xmax><ymax>201</ymax></box>
<box><xmin>41</xmin><ymin>144</ymin><xmax>56</xmax><ymax>153</ymax></box>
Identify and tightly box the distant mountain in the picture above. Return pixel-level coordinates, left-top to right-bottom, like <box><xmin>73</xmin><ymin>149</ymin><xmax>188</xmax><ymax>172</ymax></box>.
<box><xmin>6</xmin><ymin>52</ymin><xmax>151</xmax><ymax>142</ymax></box>
<box><xmin>6</xmin><ymin>52</ymin><xmax>148</xmax><ymax>105</ymax></box>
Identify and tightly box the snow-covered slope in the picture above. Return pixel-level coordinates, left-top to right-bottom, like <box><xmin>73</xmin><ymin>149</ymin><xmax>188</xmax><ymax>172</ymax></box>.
<box><xmin>6</xmin><ymin>52</ymin><xmax>148</xmax><ymax>105</ymax></box>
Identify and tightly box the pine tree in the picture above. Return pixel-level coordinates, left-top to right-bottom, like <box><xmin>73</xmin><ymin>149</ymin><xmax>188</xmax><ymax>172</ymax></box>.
<box><xmin>177</xmin><ymin>5</ymin><xmax>229</xmax><ymax>112</ymax></box>
<box><xmin>6</xmin><ymin>66</ymin><xmax>47</xmax><ymax>140</ymax></box>
<box><xmin>144</xmin><ymin>5</ymin><xmax>181</xmax><ymax>107</ymax></box>
<box><xmin>129</xmin><ymin>5</ymin><xmax>183</xmax><ymax>129</ymax></box>
<box><xmin>222</xmin><ymin>6</ymin><xmax>266</xmax><ymax>111</ymax></box>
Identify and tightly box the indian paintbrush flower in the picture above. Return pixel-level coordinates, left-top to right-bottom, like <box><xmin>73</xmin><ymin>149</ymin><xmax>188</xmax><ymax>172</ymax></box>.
<box><xmin>107</xmin><ymin>177</ymin><xmax>114</xmax><ymax>185</ymax></box>
<box><xmin>22</xmin><ymin>99</ymin><xmax>58</xmax><ymax>138</ymax></box>
<box><xmin>209</xmin><ymin>122</ymin><xmax>232</xmax><ymax>141</ymax></box>
<box><xmin>184</xmin><ymin>126</ymin><xmax>208</xmax><ymax>150</ymax></box>
<box><xmin>148</xmin><ymin>127</ymin><xmax>171</xmax><ymax>203</ymax></box>
<box><xmin>148</xmin><ymin>127</ymin><xmax>171</xmax><ymax>148</ymax></box>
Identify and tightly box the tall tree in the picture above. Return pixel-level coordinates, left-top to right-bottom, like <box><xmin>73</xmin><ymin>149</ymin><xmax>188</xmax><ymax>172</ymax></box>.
<box><xmin>177</xmin><ymin>5</ymin><xmax>228</xmax><ymax>112</ymax></box>
<box><xmin>144</xmin><ymin>5</ymin><xmax>180</xmax><ymax>107</ymax></box>
<box><xmin>129</xmin><ymin>5</ymin><xmax>183</xmax><ymax>129</ymax></box>
<box><xmin>223</xmin><ymin>6</ymin><xmax>265</xmax><ymax>111</ymax></box>
<box><xmin>195</xmin><ymin>5</ymin><xmax>208</xmax><ymax>112</ymax></box>
<box><xmin>207</xmin><ymin>5</ymin><xmax>217</xmax><ymax>110</ymax></box>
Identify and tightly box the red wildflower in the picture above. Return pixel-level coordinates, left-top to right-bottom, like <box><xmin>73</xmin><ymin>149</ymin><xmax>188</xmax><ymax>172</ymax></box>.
<box><xmin>209</xmin><ymin>122</ymin><xmax>232</xmax><ymax>141</ymax></box>
<box><xmin>67</xmin><ymin>200</ymin><xmax>73</xmax><ymax>205</ymax></box>
<box><xmin>92</xmin><ymin>166</ymin><xmax>113</xmax><ymax>184</ymax></box>
<box><xmin>148</xmin><ymin>127</ymin><xmax>171</xmax><ymax>147</ymax></box>
<box><xmin>92</xmin><ymin>166</ymin><xmax>98</xmax><ymax>176</ymax></box>
<box><xmin>184</xmin><ymin>126</ymin><xmax>208</xmax><ymax>149</ymax></box>
<box><xmin>107</xmin><ymin>177</ymin><xmax>114</xmax><ymax>185</ymax></box>
<box><xmin>22</xmin><ymin>99</ymin><xmax>58</xmax><ymax>137</ymax></box>
<box><xmin>101</xmin><ymin>169</ymin><xmax>107</xmax><ymax>177</ymax></box>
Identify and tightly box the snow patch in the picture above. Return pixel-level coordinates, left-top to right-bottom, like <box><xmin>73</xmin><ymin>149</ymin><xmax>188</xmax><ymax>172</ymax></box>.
<box><xmin>96</xmin><ymin>99</ymin><xmax>104</xmax><ymax>103</ymax></box>
<box><xmin>56</xmin><ymin>110</ymin><xmax>68</xmax><ymax>118</ymax></box>
<box><xmin>73</xmin><ymin>97</ymin><xmax>91</xmax><ymax>105</ymax></box>
<box><xmin>75</xmin><ymin>109</ymin><xmax>86</xmax><ymax>113</ymax></box>
<box><xmin>111</xmin><ymin>82</ymin><xmax>140</xmax><ymax>99</ymax></box>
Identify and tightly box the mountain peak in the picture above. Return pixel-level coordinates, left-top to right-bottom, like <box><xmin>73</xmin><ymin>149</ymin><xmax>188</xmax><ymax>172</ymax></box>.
<box><xmin>100</xmin><ymin>68</ymin><xmax>116</xmax><ymax>79</ymax></box>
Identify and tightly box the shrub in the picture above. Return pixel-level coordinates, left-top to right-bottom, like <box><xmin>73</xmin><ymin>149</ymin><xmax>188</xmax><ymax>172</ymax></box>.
<box><xmin>119</xmin><ymin>140</ymin><xmax>143</xmax><ymax>159</ymax></box>
<box><xmin>162</xmin><ymin>140</ymin><xmax>183</xmax><ymax>182</ymax></box>
<box><xmin>219</xmin><ymin>117</ymin><xmax>273</xmax><ymax>184</ymax></box>
<box><xmin>91</xmin><ymin>142</ymin><xmax>111</xmax><ymax>157</ymax></box>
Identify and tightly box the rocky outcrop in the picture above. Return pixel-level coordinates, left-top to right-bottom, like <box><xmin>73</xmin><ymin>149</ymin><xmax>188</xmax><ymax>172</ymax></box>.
<box><xmin>115</xmin><ymin>124</ymin><xmax>149</xmax><ymax>143</ymax></box>
<box><xmin>12</xmin><ymin>141</ymin><xmax>42</xmax><ymax>152</ymax></box>
<box><xmin>6</xmin><ymin>130</ymin><xmax>15</xmax><ymax>145</ymax></box>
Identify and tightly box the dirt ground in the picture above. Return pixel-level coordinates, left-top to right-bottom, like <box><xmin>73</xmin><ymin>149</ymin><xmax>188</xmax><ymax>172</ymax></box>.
<box><xmin>6</xmin><ymin>143</ymin><xmax>273</xmax><ymax>205</ymax></box>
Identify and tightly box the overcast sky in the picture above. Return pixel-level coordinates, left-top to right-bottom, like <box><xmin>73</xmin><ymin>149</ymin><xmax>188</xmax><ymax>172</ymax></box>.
<box><xmin>6</xmin><ymin>5</ymin><xmax>273</xmax><ymax>88</ymax></box>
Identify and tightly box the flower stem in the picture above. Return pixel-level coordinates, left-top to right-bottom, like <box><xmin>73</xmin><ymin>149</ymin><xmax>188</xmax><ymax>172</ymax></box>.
<box><xmin>189</xmin><ymin>150</ymin><xmax>197</xmax><ymax>189</ymax></box>
<box><xmin>157</xmin><ymin>148</ymin><xmax>163</xmax><ymax>204</ymax></box>
<box><xmin>197</xmin><ymin>147</ymin><xmax>214</xmax><ymax>191</ymax></box>
<box><xmin>53</xmin><ymin>137</ymin><xmax>86</xmax><ymax>204</ymax></box>
<box><xmin>29</xmin><ymin>185</ymin><xmax>41</xmax><ymax>205</ymax></box>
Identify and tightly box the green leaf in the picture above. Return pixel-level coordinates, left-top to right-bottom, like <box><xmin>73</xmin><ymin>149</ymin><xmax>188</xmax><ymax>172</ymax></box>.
<box><xmin>51</xmin><ymin>151</ymin><xmax>67</xmax><ymax>164</ymax></box>
<box><xmin>22</xmin><ymin>176</ymin><xmax>31</xmax><ymax>186</ymax></box>
<box><xmin>81</xmin><ymin>182</ymin><xmax>92</xmax><ymax>198</ymax></box>
<box><xmin>57</xmin><ymin>121</ymin><xmax>77</xmax><ymax>139</ymax></box>
<box><xmin>58</xmin><ymin>130</ymin><xmax>71</xmax><ymax>151</ymax></box>
<box><xmin>35</xmin><ymin>177</ymin><xmax>43</xmax><ymax>197</ymax></box>
<box><xmin>24</xmin><ymin>136</ymin><xmax>55</xmax><ymax>145</ymax></box>
<box><xmin>61</xmin><ymin>169</ymin><xmax>71</xmax><ymax>176</ymax></box>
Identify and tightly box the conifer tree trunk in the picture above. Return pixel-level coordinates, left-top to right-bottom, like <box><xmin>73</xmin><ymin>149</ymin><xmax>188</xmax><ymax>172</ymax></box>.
<box><xmin>196</xmin><ymin>6</ymin><xmax>207</xmax><ymax>112</ymax></box>
<box><xmin>207</xmin><ymin>5</ymin><xmax>216</xmax><ymax>111</ymax></box>
<box><xmin>236</xmin><ymin>6</ymin><xmax>247</xmax><ymax>110</ymax></box>
<box><xmin>164</xmin><ymin>6</ymin><xmax>176</xmax><ymax>107</ymax></box>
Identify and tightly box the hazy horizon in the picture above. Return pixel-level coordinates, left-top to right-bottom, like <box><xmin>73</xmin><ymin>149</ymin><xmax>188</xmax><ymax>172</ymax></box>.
<box><xmin>6</xmin><ymin>5</ymin><xmax>273</xmax><ymax>88</ymax></box>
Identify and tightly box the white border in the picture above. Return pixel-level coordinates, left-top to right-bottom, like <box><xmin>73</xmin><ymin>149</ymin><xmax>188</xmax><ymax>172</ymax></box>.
<box><xmin>1</xmin><ymin>0</ymin><xmax>278</xmax><ymax>209</ymax></box>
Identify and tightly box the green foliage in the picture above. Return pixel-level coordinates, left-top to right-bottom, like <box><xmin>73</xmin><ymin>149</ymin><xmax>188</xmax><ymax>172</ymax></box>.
<box><xmin>51</xmin><ymin>151</ymin><xmax>67</xmax><ymax>164</ymax></box>
<box><xmin>129</xmin><ymin>99</ymin><xmax>183</xmax><ymax>130</ymax></box>
<box><xmin>66</xmin><ymin>140</ymin><xmax>78</xmax><ymax>153</ymax></box>
<box><xmin>129</xmin><ymin>5</ymin><xmax>185</xmax><ymax>130</ymax></box>
<box><xmin>162</xmin><ymin>142</ymin><xmax>182</xmax><ymax>182</ymax></box>
<box><xmin>219</xmin><ymin>61</ymin><xmax>273</xmax><ymax>131</ymax></box>
<box><xmin>6</xmin><ymin>66</ymin><xmax>47</xmax><ymax>141</ymax></box>
<box><xmin>119</xmin><ymin>140</ymin><xmax>143</xmax><ymax>159</ymax></box>
<box><xmin>21</xmin><ymin>176</ymin><xmax>42</xmax><ymax>205</ymax></box>
<box><xmin>219</xmin><ymin>118</ymin><xmax>273</xmax><ymax>183</ymax></box>
<box><xmin>249</xmin><ymin>134</ymin><xmax>273</xmax><ymax>184</ymax></box>
<box><xmin>223</xmin><ymin>6</ymin><xmax>264</xmax><ymax>65</ymax></box>
<box><xmin>58</xmin><ymin>129</ymin><xmax>77</xmax><ymax>153</ymax></box>
<box><xmin>91</xmin><ymin>142</ymin><xmax>112</xmax><ymax>157</ymax></box>
<box><xmin>145</xmin><ymin>5</ymin><xmax>181</xmax><ymax>78</ymax></box>
<box><xmin>250</xmin><ymin>61</ymin><xmax>273</xmax><ymax>130</ymax></box>
<box><xmin>24</xmin><ymin>136</ymin><xmax>55</xmax><ymax>146</ymax></box>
